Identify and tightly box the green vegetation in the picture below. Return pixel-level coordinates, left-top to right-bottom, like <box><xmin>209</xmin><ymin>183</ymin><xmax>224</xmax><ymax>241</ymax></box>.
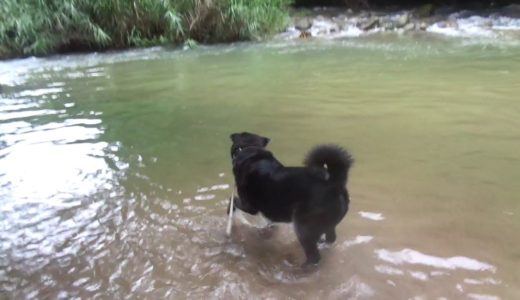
<box><xmin>0</xmin><ymin>0</ymin><xmax>292</xmax><ymax>59</ymax></box>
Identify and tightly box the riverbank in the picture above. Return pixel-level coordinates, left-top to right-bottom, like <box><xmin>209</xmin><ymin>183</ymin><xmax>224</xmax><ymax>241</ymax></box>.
<box><xmin>1</xmin><ymin>2</ymin><xmax>519</xmax><ymax>60</ymax></box>
<box><xmin>282</xmin><ymin>4</ymin><xmax>520</xmax><ymax>40</ymax></box>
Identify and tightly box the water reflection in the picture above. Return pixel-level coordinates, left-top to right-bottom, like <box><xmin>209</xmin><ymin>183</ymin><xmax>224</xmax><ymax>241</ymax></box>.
<box><xmin>0</xmin><ymin>71</ymin><xmax>126</xmax><ymax>298</ymax></box>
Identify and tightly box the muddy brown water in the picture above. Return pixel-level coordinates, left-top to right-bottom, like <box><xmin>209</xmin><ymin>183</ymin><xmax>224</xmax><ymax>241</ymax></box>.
<box><xmin>1</xmin><ymin>36</ymin><xmax>519</xmax><ymax>299</ymax></box>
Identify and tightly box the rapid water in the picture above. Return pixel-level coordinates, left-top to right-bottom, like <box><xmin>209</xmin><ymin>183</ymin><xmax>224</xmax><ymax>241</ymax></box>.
<box><xmin>1</xmin><ymin>35</ymin><xmax>519</xmax><ymax>299</ymax></box>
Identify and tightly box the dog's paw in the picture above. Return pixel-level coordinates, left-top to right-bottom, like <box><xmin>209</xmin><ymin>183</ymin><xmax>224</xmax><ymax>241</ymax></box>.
<box><xmin>300</xmin><ymin>262</ymin><xmax>320</xmax><ymax>273</ymax></box>
<box><xmin>318</xmin><ymin>239</ymin><xmax>333</xmax><ymax>250</ymax></box>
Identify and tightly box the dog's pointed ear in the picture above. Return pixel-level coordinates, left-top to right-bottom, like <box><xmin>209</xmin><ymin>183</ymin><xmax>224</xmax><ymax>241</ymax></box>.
<box><xmin>230</xmin><ymin>133</ymin><xmax>239</xmax><ymax>143</ymax></box>
<box><xmin>262</xmin><ymin>137</ymin><xmax>270</xmax><ymax>147</ymax></box>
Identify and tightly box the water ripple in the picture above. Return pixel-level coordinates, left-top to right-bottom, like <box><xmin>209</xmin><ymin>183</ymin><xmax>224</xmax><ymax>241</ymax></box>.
<box><xmin>375</xmin><ymin>248</ymin><xmax>496</xmax><ymax>272</ymax></box>
<box><xmin>1</xmin><ymin>38</ymin><xmax>518</xmax><ymax>299</ymax></box>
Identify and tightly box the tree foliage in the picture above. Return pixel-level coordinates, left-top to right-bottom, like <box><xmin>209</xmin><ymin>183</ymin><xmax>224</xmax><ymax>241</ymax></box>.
<box><xmin>0</xmin><ymin>0</ymin><xmax>292</xmax><ymax>58</ymax></box>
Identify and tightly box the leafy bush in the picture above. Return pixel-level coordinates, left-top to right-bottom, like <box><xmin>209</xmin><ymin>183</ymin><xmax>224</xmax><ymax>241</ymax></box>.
<box><xmin>0</xmin><ymin>0</ymin><xmax>292</xmax><ymax>58</ymax></box>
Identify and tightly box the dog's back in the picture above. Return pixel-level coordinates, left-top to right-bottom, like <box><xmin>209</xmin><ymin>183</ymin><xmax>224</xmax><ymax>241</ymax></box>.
<box><xmin>234</xmin><ymin>144</ymin><xmax>353</xmax><ymax>223</ymax></box>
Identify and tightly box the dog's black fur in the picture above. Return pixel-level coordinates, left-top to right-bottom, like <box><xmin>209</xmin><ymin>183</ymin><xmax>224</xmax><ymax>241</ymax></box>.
<box><xmin>229</xmin><ymin>132</ymin><xmax>353</xmax><ymax>266</ymax></box>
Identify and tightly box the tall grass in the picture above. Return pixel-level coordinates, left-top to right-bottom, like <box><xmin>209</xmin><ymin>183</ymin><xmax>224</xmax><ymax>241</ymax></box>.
<box><xmin>0</xmin><ymin>0</ymin><xmax>292</xmax><ymax>58</ymax></box>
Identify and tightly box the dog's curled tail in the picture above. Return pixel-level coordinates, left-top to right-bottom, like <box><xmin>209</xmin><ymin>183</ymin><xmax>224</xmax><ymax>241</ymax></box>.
<box><xmin>304</xmin><ymin>144</ymin><xmax>353</xmax><ymax>185</ymax></box>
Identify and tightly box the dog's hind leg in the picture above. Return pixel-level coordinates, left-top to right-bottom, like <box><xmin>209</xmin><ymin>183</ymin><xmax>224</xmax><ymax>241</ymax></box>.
<box><xmin>325</xmin><ymin>228</ymin><xmax>336</xmax><ymax>243</ymax></box>
<box><xmin>295</xmin><ymin>223</ymin><xmax>321</xmax><ymax>266</ymax></box>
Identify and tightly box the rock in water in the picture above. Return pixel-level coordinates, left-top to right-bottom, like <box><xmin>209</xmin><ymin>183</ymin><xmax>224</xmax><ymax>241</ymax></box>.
<box><xmin>380</xmin><ymin>17</ymin><xmax>396</xmax><ymax>31</ymax></box>
<box><xmin>403</xmin><ymin>23</ymin><xmax>415</xmax><ymax>32</ymax></box>
<box><xmin>360</xmin><ymin>17</ymin><xmax>379</xmax><ymax>31</ymax></box>
<box><xmin>396</xmin><ymin>13</ymin><xmax>410</xmax><ymax>28</ymax></box>
<box><xmin>295</xmin><ymin>17</ymin><xmax>313</xmax><ymax>32</ymax></box>
<box><xmin>437</xmin><ymin>20</ymin><xmax>458</xmax><ymax>29</ymax></box>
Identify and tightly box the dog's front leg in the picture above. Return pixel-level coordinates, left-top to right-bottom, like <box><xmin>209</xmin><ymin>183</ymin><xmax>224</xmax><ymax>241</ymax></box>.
<box><xmin>233</xmin><ymin>195</ymin><xmax>259</xmax><ymax>215</ymax></box>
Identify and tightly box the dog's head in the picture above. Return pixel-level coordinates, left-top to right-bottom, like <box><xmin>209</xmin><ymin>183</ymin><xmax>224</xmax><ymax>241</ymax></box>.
<box><xmin>230</xmin><ymin>132</ymin><xmax>270</xmax><ymax>159</ymax></box>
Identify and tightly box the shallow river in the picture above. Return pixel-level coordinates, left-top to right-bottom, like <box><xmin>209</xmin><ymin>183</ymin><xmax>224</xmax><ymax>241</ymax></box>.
<box><xmin>1</xmin><ymin>35</ymin><xmax>519</xmax><ymax>299</ymax></box>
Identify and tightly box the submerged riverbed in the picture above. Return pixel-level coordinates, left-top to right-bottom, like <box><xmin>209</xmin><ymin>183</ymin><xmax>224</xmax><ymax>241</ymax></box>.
<box><xmin>1</xmin><ymin>35</ymin><xmax>519</xmax><ymax>299</ymax></box>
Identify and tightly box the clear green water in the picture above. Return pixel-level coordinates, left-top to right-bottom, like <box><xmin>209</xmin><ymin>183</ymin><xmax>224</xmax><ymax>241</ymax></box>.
<box><xmin>1</xmin><ymin>36</ymin><xmax>519</xmax><ymax>299</ymax></box>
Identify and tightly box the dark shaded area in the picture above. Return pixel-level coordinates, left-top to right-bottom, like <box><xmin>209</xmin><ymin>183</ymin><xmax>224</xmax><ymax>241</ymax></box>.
<box><xmin>294</xmin><ymin>0</ymin><xmax>518</xmax><ymax>9</ymax></box>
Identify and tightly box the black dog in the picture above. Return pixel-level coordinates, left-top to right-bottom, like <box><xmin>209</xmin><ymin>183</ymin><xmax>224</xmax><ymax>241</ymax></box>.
<box><xmin>229</xmin><ymin>132</ymin><xmax>353</xmax><ymax>266</ymax></box>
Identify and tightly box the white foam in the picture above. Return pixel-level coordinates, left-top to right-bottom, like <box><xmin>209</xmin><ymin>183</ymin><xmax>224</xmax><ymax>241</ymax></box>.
<box><xmin>359</xmin><ymin>211</ymin><xmax>385</xmax><ymax>221</ymax></box>
<box><xmin>375</xmin><ymin>248</ymin><xmax>496</xmax><ymax>272</ymax></box>
<box><xmin>463</xmin><ymin>277</ymin><xmax>501</xmax><ymax>285</ymax></box>
<box><xmin>467</xmin><ymin>293</ymin><xmax>500</xmax><ymax>300</ymax></box>
<box><xmin>342</xmin><ymin>235</ymin><xmax>374</xmax><ymax>248</ymax></box>
<box><xmin>375</xmin><ymin>264</ymin><xmax>404</xmax><ymax>275</ymax></box>
<box><xmin>197</xmin><ymin>184</ymin><xmax>230</xmax><ymax>193</ymax></box>
<box><xmin>409</xmin><ymin>271</ymin><xmax>429</xmax><ymax>281</ymax></box>
<box><xmin>194</xmin><ymin>194</ymin><xmax>215</xmax><ymax>201</ymax></box>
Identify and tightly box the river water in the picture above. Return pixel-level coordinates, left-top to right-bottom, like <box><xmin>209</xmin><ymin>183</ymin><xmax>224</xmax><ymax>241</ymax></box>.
<box><xmin>1</xmin><ymin>35</ymin><xmax>519</xmax><ymax>299</ymax></box>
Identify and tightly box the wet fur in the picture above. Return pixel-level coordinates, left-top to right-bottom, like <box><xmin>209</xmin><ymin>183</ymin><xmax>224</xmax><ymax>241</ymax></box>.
<box><xmin>229</xmin><ymin>132</ymin><xmax>353</xmax><ymax>266</ymax></box>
